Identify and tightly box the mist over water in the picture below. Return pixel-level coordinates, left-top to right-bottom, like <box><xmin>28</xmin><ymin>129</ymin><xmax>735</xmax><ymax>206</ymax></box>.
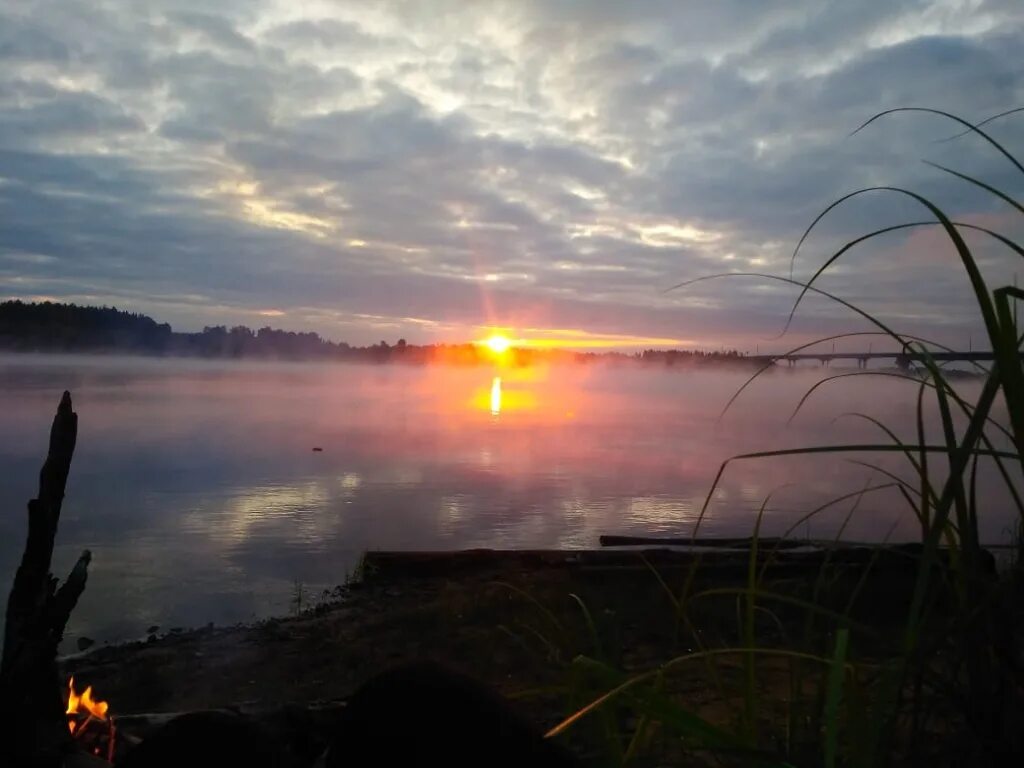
<box><xmin>0</xmin><ymin>354</ymin><xmax>1016</xmax><ymax>646</ymax></box>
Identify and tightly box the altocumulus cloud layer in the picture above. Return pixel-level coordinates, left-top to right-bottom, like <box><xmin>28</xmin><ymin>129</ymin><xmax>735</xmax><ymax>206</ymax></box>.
<box><xmin>1</xmin><ymin>0</ymin><xmax>1022</xmax><ymax>349</ymax></box>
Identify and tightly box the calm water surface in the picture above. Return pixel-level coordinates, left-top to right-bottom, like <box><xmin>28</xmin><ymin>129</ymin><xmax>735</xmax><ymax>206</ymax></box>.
<box><xmin>0</xmin><ymin>354</ymin><xmax>1015</xmax><ymax>647</ymax></box>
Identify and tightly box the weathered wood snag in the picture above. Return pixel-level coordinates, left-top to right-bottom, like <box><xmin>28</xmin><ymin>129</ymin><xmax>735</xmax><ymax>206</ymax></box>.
<box><xmin>0</xmin><ymin>391</ymin><xmax>91</xmax><ymax>767</ymax></box>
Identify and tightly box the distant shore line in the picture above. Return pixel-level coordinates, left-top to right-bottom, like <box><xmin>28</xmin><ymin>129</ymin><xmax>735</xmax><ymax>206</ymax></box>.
<box><xmin>0</xmin><ymin>345</ymin><xmax>773</xmax><ymax>369</ymax></box>
<box><xmin>3</xmin><ymin>300</ymin><xmax>978</xmax><ymax>372</ymax></box>
<box><xmin>0</xmin><ymin>299</ymin><xmax>761</xmax><ymax>368</ymax></box>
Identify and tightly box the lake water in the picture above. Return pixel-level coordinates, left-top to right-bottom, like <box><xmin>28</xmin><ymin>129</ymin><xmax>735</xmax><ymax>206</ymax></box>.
<box><xmin>0</xmin><ymin>354</ymin><xmax>1016</xmax><ymax>647</ymax></box>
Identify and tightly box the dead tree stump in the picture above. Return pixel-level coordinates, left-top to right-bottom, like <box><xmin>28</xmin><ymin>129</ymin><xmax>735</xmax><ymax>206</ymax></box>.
<box><xmin>0</xmin><ymin>392</ymin><xmax>91</xmax><ymax>767</ymax></box>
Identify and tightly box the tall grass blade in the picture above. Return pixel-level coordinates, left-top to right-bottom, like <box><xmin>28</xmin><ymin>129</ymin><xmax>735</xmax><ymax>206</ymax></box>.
<box><xmin>934</xmin><ymin>107</ymin><xmax>1024</xmax><ymax>143</ymax></box>
<box><xmin>823</xmin><ymin>629</ymin><xmax>850</xmax><ymax>768</ymax></box>
<box><xmin>783</xmin><ymin>187</ymin><xmax>1001</xmax><ymax>344</ymax></box>
<box><xmin>924</xmin><ymin>162</ymin><xmax>1024</xmax><ymax>214</ymax></box>
<box><xmin>743</xmin><ymin>497</ymin><xmax>771</xmax><ymax>742</ymax></box>
<box><xmin>569</xmin><ymin>593</ymin><xmax>605</xmax><ymax>662</ymax></box>
<box><xmin>851</xmin><ymin>107</ymin><xmax>1024</xmax><ymax>175</ymax></box>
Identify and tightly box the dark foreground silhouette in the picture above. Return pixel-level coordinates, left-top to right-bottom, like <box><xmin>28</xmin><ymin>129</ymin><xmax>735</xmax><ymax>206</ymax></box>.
<box><xmin>118</xmin><ymin>662</ymin><xmax>580</xmax><ymax>768</ymax></box>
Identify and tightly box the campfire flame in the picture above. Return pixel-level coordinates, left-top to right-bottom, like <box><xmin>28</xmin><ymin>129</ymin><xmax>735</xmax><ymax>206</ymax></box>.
<box><xmin>65</xmin><ymin>676</ymin><xmax>117</xmax><ymax>763</ymax></box>
<box><xmin>66</xmin><ymin>676</ymin><xmax>109</xmax><ymax>734</ymax></box>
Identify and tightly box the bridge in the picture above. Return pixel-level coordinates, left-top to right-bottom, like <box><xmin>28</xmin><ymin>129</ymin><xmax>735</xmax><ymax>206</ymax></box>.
<box><xmin>747</xmin><ymin>351</ymin><xmax>1000</xmax><ymax>369</ymax></box>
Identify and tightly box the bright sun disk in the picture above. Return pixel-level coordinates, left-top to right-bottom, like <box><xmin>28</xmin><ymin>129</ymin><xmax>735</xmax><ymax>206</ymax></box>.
<box><xmin>484</xmin><ymin>334</ymin><xmax>512</xmax><ymax>354</ymax></box>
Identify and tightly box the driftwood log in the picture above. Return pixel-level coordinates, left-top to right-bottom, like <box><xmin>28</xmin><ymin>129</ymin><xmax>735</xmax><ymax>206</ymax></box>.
<box><xmin>0</xmin><ymin>392</ymin><xmax>91</xmax><ymax>768</ymax></box>
<box><xmin>112</xmin><ymin>700</ymin><xmax>347</xmax><ymax>766</ymax></box>
<box><xmin>600</xmin><ymin>535</ymin><xmax>831</xmax><ymax>549</ymax></box>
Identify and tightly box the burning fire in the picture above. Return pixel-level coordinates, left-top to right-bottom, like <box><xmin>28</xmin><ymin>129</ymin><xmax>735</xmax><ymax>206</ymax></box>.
<box><xmin>66</xmin><ymin>677</ymin><xmax>109</xmax><ymax>733</ymax></box>
<box><xmin>66</xmin><ymin>677</ymin><xmax>116</xmax><ymax>761</ymax></box>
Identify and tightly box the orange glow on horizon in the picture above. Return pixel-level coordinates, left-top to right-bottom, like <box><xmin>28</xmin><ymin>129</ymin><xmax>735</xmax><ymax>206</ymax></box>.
<box><xmin>517</xmin><ymin>336</ymin><xmax>685</xmax><ymax>350</ymax></box>
<box><xmin>473</xmin><ymin>327</ymin><xmax>690</xmax><ymax>352</ymax></box>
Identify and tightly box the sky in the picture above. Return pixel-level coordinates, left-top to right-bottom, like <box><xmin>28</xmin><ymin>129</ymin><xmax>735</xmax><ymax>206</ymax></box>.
<box><xmin>1</xmin><ymin>0</ymin><xmax>1022</xmax><ymax>351</ymax></box>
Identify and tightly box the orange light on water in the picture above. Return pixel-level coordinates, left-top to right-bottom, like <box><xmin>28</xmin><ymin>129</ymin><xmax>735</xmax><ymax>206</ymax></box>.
<box><xmin>490</xmin><ymin>376</ymin><xmax>502</xmax><ymax>415</ymax></box>
<box><xmin>472</xmin><ymin>374</ymin><xmax>537</xmax><ymax>415</ymax></box>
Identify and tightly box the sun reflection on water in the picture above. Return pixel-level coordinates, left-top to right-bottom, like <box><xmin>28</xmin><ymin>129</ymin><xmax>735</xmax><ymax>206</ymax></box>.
<box><xmin>490</xmin><ymin>376</ymin><xmax>502</xmax><ymax>416</ymax></box>
<box><xmin>472</xmin><ymin>373</ymin><xmax>539</xmax><ymax>416</ymax></box>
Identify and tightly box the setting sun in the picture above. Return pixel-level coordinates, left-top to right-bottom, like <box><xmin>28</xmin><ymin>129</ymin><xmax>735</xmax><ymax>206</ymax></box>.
<box><xmin>483</xmin><ymin>334</ymin><xmax>512</xmax><ymax>355</ymax></box>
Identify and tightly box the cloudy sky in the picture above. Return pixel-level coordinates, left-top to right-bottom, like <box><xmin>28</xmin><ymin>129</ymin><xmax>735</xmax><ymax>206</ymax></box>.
<box><xmin>1</xmin><ymin>0</ymin><xmax>1022</xmax><ymax>350</ymax></box>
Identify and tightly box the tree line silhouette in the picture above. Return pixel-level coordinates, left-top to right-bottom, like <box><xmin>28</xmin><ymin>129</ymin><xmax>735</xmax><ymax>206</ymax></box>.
<box><xmin>0</xmin><ymin>301</ymin><xmax>754</xmax><ymax>367</ymax></box>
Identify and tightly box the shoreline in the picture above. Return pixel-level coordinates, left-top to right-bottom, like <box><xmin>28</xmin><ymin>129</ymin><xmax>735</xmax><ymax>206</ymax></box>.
<box><xmin>0</xmin><ymin>347</ymin><xmax>766</xmax><ymax>371</ymax></box>
<box><xmin>61</xmin><ymin>545</ymin><xmax>934</xmax><ymax>714</ymax></box>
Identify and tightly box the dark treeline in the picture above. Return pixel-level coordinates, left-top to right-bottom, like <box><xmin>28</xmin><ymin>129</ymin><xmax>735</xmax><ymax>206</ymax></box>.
<box><xmin>0</xmin><ymin>301</ymin><xmax>755</xmax><ymax>367</ymax></box>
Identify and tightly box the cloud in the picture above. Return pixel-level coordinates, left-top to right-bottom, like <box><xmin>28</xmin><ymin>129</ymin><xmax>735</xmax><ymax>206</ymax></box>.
<box><xmin>0</xmin><ymin>0</ymin><xmax>1021</xmax><ymax>350</ymax></box>
<box><xmin>0</xmin><ymin>15</ymin><xmax>70</xmax><ymax>63</ymax></box>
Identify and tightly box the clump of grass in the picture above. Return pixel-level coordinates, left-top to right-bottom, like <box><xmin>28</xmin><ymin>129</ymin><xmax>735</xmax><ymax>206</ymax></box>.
<box><xmin>548</xmin><ymin>107</ymin><xmax>1024</xmax><ymax>766</ymax></box>
<box><xmin>290</xmin><ymin>579</ymin><xmax>307</xmax><ymax>615</ymax></box>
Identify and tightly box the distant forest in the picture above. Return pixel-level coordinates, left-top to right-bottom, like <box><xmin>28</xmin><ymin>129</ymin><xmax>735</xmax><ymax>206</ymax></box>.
<box><xmin>0</xmin><ymin>301</ymin><xmax>753</xmax><ymax>367</ymax></box>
